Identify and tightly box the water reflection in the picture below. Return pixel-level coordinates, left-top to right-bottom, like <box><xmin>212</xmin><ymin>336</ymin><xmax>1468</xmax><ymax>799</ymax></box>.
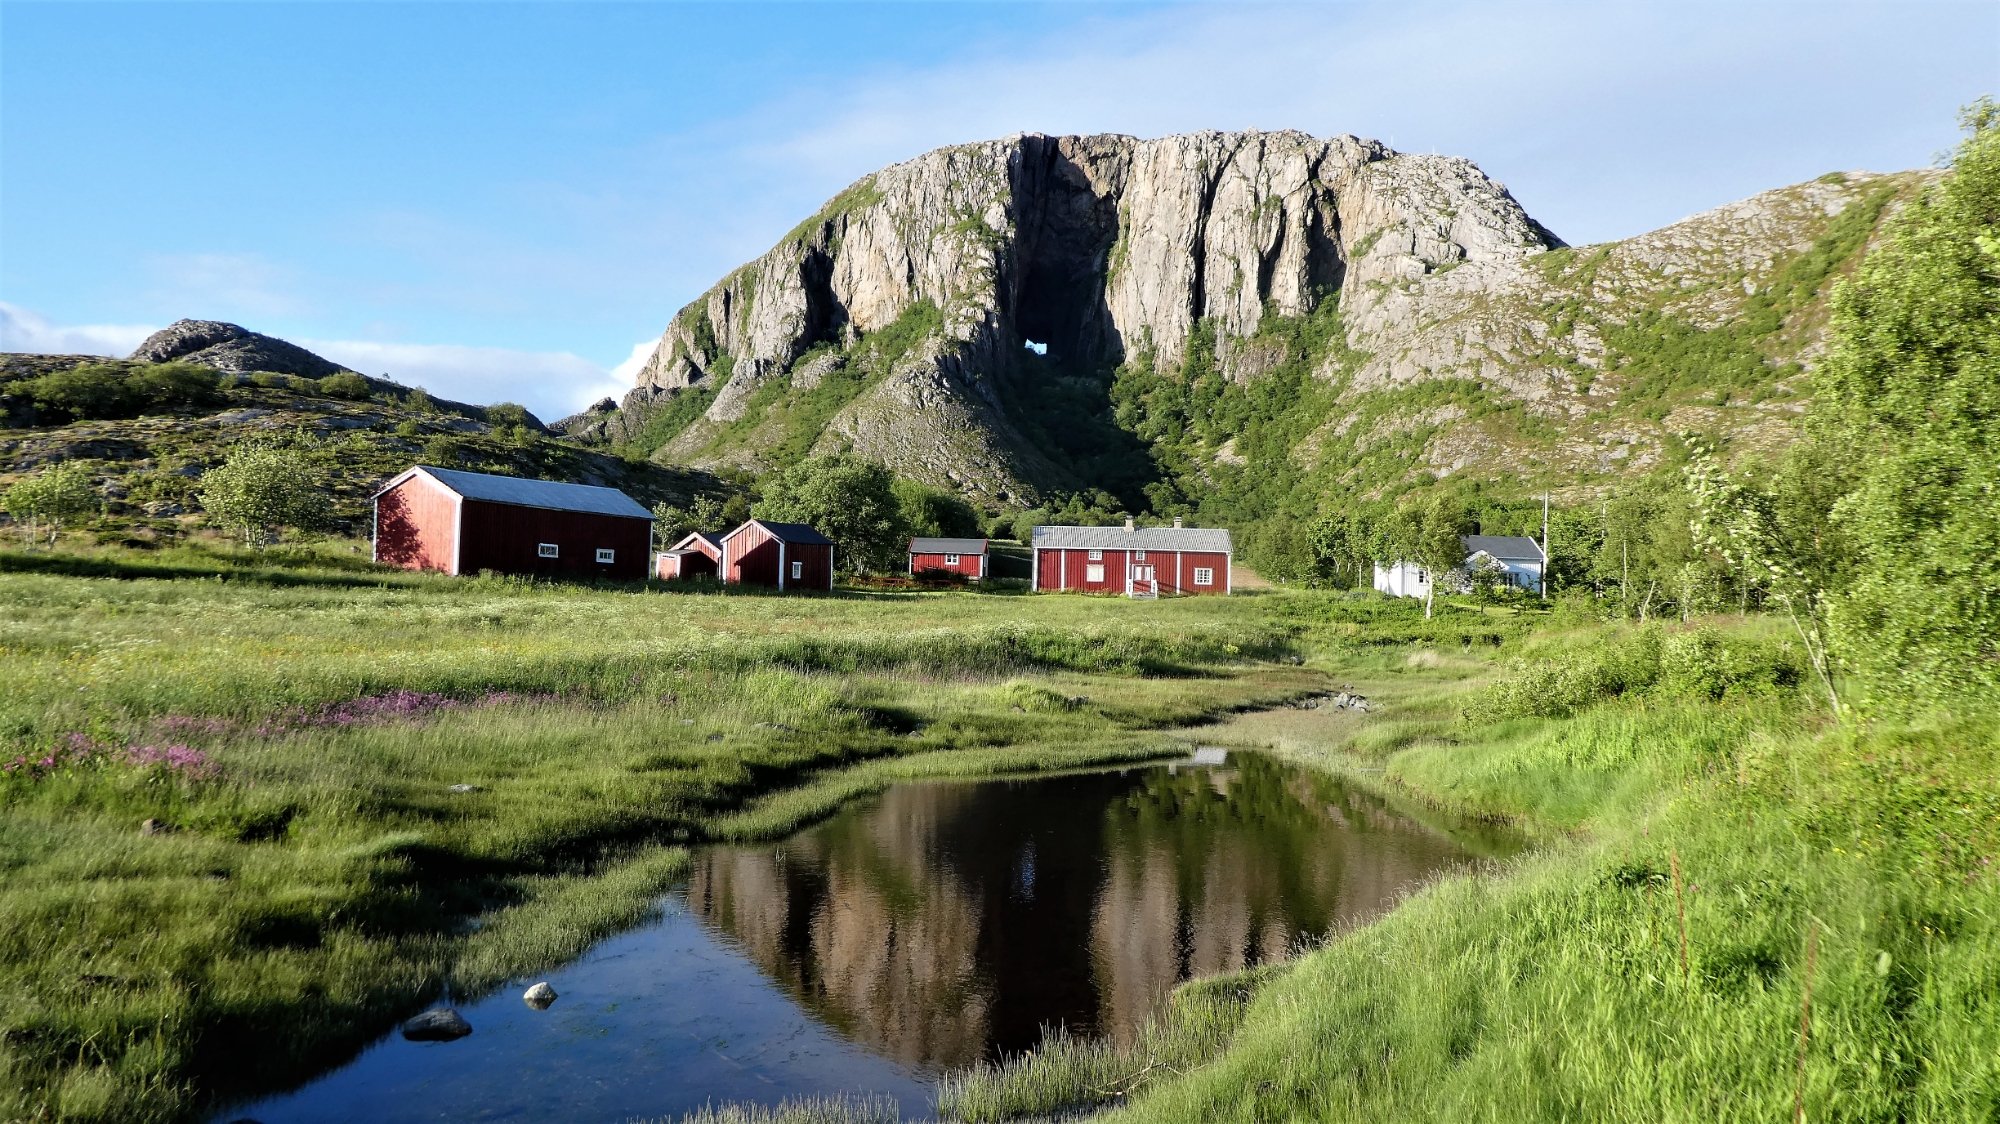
<box><xmin>689</xmin><ymin>753</ymin><xmax>1500</xmax><ymax>1071</ymax></box>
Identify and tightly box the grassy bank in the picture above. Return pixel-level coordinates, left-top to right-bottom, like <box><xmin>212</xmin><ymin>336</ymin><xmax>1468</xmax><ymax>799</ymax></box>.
<box><xmin>945</xmin><ymin>619</ymin><xmax>1998</xmax><ymax>1122</ymax></box>
<box><xmin>0</xmin><ymin>554</ymin><xmax>1319</xmax><ymax>1123</ymax></box>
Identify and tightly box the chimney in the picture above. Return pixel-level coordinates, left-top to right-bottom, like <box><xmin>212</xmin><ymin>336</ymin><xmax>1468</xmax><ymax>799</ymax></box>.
<box><xmin>1172</xmin><ymin>517</ymin><xmax>1184</xmax><ymax>529</ymax></box>
<box><xmin>1124</xmin><ymin>516</ymin><xmax>1135</xmax><ymax>532</ymax></box>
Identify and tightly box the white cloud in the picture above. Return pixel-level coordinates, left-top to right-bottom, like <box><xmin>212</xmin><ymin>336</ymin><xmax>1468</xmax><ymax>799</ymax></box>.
<box><xmin>608</xmin><ymin>338</ymin><xmax>658</xmax><ymax>387</ymax></box>
<box><xmin>0</xmin><ymin>301</ymin><xmax>157</xmax><ymax>357</ymax></box>
<box><xmin>300</xmin><ymin>337</ymin><xmax>634</xmax><ymax>422</ymax></box>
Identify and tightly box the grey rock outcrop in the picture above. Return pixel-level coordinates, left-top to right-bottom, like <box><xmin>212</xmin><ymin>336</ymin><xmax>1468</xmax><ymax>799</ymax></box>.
<box><xmin>129</xmin><ymin>319</ymin><xmax>355</xmax><ymax>380</ymax></box>
<box><xmin>599</xmin><ymin>130</ymin><xmax>1559</xmax><ymax>502</ymax></box>
<box><xmin>594</xmin><ymin>131</ymin><xmax>1921</xmax><ymax>502</ymax></box>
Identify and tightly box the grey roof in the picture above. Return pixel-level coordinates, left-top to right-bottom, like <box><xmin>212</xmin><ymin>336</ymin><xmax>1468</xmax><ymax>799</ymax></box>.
<box><xmin>1031</xmin><ymin>524</ymin><xmax>1233</xmax><ymax>553</ymax></box>
<box><xmin>391</xmin><ymin>465</ymin><xmax>652</xmax><ymax>520</ymax></box>
<box><xmin>1461</xmin><ymin>534</ymin><xmax>1544</xmax><ymax>562</ymax></box>
<box><xmin>727</xmin><ymin>519</ymin><xmax>834</xmax><ymax>546</ymax></box>
<box><xmin>672</xmin><ymin>531</ymin><xmax>722</xmax><ymax>552</ymax></box>
<box><xmin>910</xmin><ymin>537</ymin><xmax>987</xmax><ymax>555</ymax></box>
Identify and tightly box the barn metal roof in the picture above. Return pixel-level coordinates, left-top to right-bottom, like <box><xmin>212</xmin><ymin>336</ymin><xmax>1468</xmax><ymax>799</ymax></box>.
<box><xmin>388</xmin><ymin>466</ymin><xmax>653</xmax><ymax>520</ymax></box>
<box><xmin>909</xmin><ymin>537</ymin><xmax>987</xmax><ymax>554</ymax></box>
<box><xmin>1031</xmin><ymin>525</ymin><xmax>1233</xmax><ymax>553</ymax></box>
<box><xmin>1461</xmin><ymin>534</ymin><xmax>1544</xmax><ymax>562</ymax></box>
<box><xmin>724</xmin><ymin>519</ymin><xmax>834</xmax><ymax>546</ymax></box>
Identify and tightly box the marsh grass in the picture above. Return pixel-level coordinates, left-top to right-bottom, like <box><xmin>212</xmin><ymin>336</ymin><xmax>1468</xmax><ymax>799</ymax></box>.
<box><xmin>955</xmin><ymin>620</ymin><xmax>1999</xmax><ymax>1124</ymax></box>
<box><xmin>0</xmin><ymin>558</ymin><xmax>1315</xmax><ymax>1123</ymax></box>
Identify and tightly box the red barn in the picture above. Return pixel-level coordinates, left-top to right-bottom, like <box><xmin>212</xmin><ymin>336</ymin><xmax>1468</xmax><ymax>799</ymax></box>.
<box><xmin>657</xmin><ymin>531</ymin><xmax>722</xmax><ymax>580</ymax></box>
<box><xmin>908</xmin><ymin>537</ymin><xmax>987</xmax><ymax>580</ymax></box>
<box><xmin>372</xmin><ymin>465</ymin><xmax>652</xmax><ymax>581</ymax></box>
<box><xmin>720</xmin><ymin>519</ymin><xmax>835</xmax><ymax>591</ymax></box>
<box><xmin>1031</xmin><ymin>519</ymin><xmax>1232</xmax><ymax>596</ymax></box>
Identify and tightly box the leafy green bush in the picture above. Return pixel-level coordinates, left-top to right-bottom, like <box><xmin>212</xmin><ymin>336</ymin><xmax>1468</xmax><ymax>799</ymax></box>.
<box><xmin>317</xmin><ymin>372</ymin><xmax>372</xmax><ymax>400</ymax></box>
<box><xmin>199</xmin><ymin>439</ymin><xmax>332</xmax><ymax>545</ymax></box>
<box><xmin>14</xmin><ymin>362</ymin><xmax>221</xmax><ymax>423</ymax></box>
<box><xmin>3</xmin><ymin>461</ymin><xmax>98</xmax><ymax>544</ymax></box>
<box><xmin>1469</xmin><ymin>624</ymin><xmax>1805</xmax><ymax>721</ymax></box>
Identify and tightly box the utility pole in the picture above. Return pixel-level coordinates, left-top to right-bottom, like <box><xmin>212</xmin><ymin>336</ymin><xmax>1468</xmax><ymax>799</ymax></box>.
<box><xmin>1541</xmin><ymin>491</ymin><xmax>1550</xmax><ymax>603</ymax></box>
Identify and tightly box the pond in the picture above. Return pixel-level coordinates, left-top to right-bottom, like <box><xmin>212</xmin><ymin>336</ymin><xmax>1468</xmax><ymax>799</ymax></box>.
<box><xmin>221</xmin><ymin>751</ymin><xmax>1516</xmax><ymax>1123</ymax></box>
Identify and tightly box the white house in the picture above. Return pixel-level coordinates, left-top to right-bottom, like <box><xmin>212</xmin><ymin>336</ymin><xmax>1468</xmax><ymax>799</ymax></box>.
<box><xmin>1374</xmin><ymin>534</ymin><xmax>1546</xmax><ymax>598</ymax></box>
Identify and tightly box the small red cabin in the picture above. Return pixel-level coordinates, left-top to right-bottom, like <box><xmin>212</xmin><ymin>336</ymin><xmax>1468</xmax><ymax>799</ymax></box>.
<box><xmin>372</xmin><ymin>465</ymin><xmax>653</xmax><ymax>581</ymax></box>
<box><xmin>908</xmin><ymin>537</ymin><xmax>987</xmax><ymax>580</ymax></box>
<box><xmin>657</xmin><ymin>531</ymin><xmax>722</xmax><ymax>580</ymax></box>
<box><xmin>1031</xmin><ymin>519</ymin><xmax>1231</xmax><ymax>596</ymax></box>
<box><xmin>720</xmin><ymin>519</ymin><xmax>835</xmax><ymax>591</ymax></box>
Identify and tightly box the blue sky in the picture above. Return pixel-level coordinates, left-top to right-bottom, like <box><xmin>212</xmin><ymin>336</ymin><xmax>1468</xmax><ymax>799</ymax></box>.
<box><xmin>2</xmin><ymin>1</ymin><xmax>1992</xmax><ymax>420</ymax></box>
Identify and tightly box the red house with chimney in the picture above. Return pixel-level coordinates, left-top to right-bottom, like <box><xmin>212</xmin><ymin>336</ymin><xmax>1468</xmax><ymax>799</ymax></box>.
<box><xmin>908</xmin><ymin>537</ymin><xmax>987</xmax><ymax>580</ymax></box>
<box><xmin>720</xmin><ymin>519</ymin><xmax>835</xmax><ymax>591</ymax></box>
<box><xmin>372</xmin><ymin>465</ymin><xmax>653</xmax><ymax>581</ymax></box>
<box><xmin>1031</xmin><ymin>518</ymin><xmax>1232</xmax><ymax>597</ymax></box>
<box><xmin>657</xmin><ymin>531</ymin><xmax>722</xmax><ymax>580</ymax></box>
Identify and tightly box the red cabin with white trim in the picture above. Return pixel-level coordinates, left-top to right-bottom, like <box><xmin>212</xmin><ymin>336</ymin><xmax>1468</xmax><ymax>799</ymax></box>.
<box><xmin>908</xmin><ymin>537</ymin><xmax>987</xmax><ymax>580</ymax></box>
<box><xmin>372</xmin><ymin>465</ymin><xmax>652</xmax><ymax>582</ymax></box>
<box><xmin>657</xmin><ymin>531</ymin><xmax>722</xmax><ymax>580</ymax></box>
<box><xmin>720</xmin><ymin>519</ymin><xmax>835</xmax><ymax>591</ymax></box>
<box><xmin>1030</xmin><ymin>519</ymin><xmax>1231</xmax><ymax>596</ymax></box>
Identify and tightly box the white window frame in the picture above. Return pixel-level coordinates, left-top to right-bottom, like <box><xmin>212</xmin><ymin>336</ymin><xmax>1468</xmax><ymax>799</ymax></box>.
<box><xmin>1087</xmin><ymin>549</ymin><xmax>1103</xmax><ymax>561</ymax></box>
<box><xmin>1134</xmin><ymin>551</ymin><xmax>1146</xmax><ymax>562</ymax></box>
<box><xmin>1194</xmin><ymin>567</ymin><xmax>1214</xmax><ymax>586</ymax></box>
<box><xmin>537</xmin><ymin>543</ymin><xmax>559</xmax><ymax>559</ymax></box>
<box><xmin>595</xmin><ymin>548</ymin><xmax>616</xmax><ymax>564</ymax></box>
<box><xmin>944</xmin><ymin>553</ymin><xmax>960</xmax><ymax>565</ymax></box>
<box><xmin>790</xmin><ymin>560</ymin><xmax>803</xmax><ymax>580</ymax></box>
<box><xmin>1085</xmin><ymin>563</ymin><xmax>1105</xmax><ymax>583</ymax></box>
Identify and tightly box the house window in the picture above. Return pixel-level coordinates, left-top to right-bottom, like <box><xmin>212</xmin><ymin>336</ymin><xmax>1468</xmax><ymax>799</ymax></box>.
<box><xmin>1134</xmin><ymin>551</ymin><xmax>1146</xmax><ymax>561</ymax></box>
<box><xmin>790</xmin><ymin>560</ymin><xmax>803</xmax><ymax>580</ymax></box>
<box><xmin>537</xmin><ymin>543</ymin><xmax>559</xmax><ymax>559</ymax></box>
<box><xmin>1194</xmin><ymin>567</ymin><xmax>1214</xmax><ymax>586</ymax></box>
<box><xmin>944</xmin><ymin>553</ymin><xmax>960</xmax><ymax>565</ymax></box>
<box><xmin>1417</xmin><ymin>569</ymin><xmax>1428</xmax><ymax>583</ymax></box>
<box><xmin>596</xmin><ymin>548</ymin><xmax>616</xmax><ymax>564</ymax></box>
<box><xmin>1085</xmin><ymin>563</ymin><xmax>1105</xmax><ymax>583</ymax></box>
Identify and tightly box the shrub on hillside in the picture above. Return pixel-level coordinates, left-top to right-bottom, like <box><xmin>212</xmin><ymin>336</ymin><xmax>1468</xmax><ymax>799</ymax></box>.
<box><xmin>15</xmin><ymin>362</ymin><xmax>222</xmax><ymax>423</ymax></box>
<box><xmin>1467</xmin><ymin>624</ymin><xmax>1806</xmax><ymax>722</ymax></box>
<box><xmin>3</xmin><ymin>461</ymin><xmax>98</xmax><ymax>545</ymax></box>
<box><xmin>317</xmin><ymin>372</ymin><xmax>372</xmax><ymax>400</ymax></box>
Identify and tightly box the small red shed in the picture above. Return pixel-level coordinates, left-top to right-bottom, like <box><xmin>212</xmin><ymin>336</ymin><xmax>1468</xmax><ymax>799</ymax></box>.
<box><xmin>657</xmin><ymin>531</ymin><xmax>723</xmax><ymax>580</ymax></box>
<box><xmin>372</xmin><ymin>465</ymin><xmax>653</xmax><ymax>581</ymax></box>
<box><xmin>908</xmin><ymin>537</ymin><xmax>987</xmax><ymax>580</ymax></box>
<box><xmin>1031</xmin><ymin>519</ymin><xmax>1232</xmax><ymax>596</ymax></box>
<box><xmin>720</xmin><ymin>519</ymin><xmax>835</xmax><ymax>591</ymax></box>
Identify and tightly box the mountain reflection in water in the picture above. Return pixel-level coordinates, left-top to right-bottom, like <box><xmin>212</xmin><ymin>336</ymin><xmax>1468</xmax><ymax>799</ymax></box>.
<box><xmin>687</xmin><ymin>752</ymin><xmax>1503</xmax><ymax>1072</ymax></box>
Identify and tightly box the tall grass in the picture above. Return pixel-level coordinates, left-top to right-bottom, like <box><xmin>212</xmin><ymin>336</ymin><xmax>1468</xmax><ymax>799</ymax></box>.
<box><xmin>0</xmin><ymin>560</ymin><xmax>1313</xmax><ymax>1123</ymax></box>
<box><xmin>955</xmin><ymin>618</ymin><xmax>1999</xmax><ymax>1123</ymax></box>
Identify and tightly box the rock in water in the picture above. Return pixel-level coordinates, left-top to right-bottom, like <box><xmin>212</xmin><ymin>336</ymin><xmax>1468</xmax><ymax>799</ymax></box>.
<box><xmin>401</xmin><ymin>1007</ymin><xmax>472</xmax><ymax>1041</ymax></box>
<box><xmin>523</xmin><ymin>981</ymin><xmax>557</xmax><ymax>1009</ymax></box>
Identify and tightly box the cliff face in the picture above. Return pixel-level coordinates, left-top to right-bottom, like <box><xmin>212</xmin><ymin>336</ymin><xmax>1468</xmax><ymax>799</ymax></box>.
<box><xmin>577</xmin><ymin>129</ymin><xmax>1919</xmax><ymax>506</ymax></box>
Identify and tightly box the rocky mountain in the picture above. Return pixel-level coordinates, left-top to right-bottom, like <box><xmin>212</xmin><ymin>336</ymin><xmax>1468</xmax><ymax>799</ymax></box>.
<box><xmin>573</xmin><ymin>130</ymin><xmax>1923</xmax><ymax>514</ymax></box>
<box><xmin>128</xmin><ymin>319</ymin><xmax>358</xmax><ymax>379</ymax></box>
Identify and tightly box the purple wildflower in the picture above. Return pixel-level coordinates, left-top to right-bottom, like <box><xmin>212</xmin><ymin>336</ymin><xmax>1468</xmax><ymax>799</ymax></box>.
<box><xmin>124</xmin><ymin>743</ymin><xmax>220</xmax><ymax>782</ymax></box>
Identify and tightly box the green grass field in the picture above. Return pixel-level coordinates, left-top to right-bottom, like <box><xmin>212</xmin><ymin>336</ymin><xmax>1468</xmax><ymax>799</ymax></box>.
<box><xmin>1</xmin><ymin>546</ymin><xmax>1991</xmax><ymax>1123</ymax></box>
